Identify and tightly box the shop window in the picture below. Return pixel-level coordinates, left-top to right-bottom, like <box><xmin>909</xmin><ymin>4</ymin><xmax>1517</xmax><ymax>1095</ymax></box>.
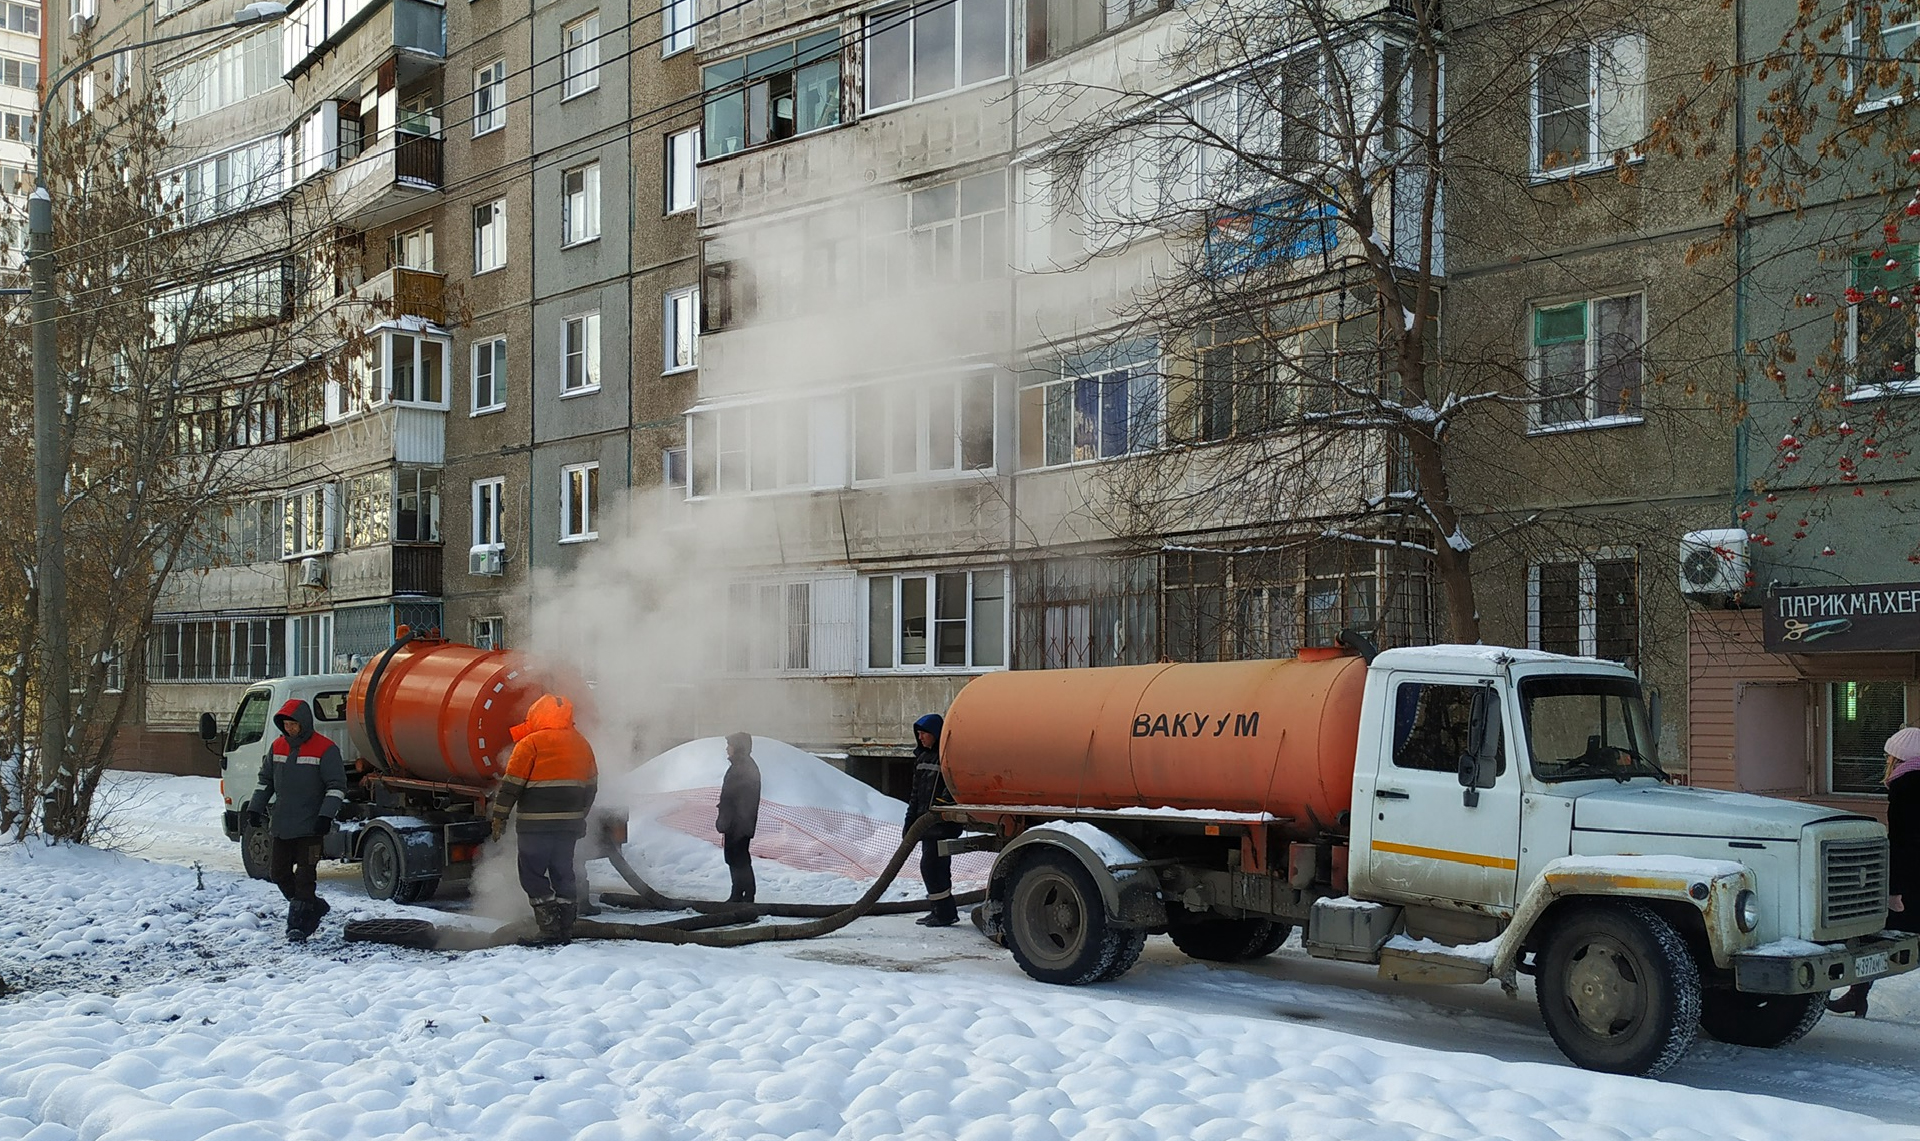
<box><xmin>1830</xmin><ymin>681</ymin><xmax>1910</xmax><ymax>795</ymax></box>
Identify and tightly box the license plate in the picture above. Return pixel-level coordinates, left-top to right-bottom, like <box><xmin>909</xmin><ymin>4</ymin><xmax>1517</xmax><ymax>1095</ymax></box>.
<box><xmin>1855</xmin><ymin>951</ymin><xmax>1891</xmax><ymax>979</ymax></box>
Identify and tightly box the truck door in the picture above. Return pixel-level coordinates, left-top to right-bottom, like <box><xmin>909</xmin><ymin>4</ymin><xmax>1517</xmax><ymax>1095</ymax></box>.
<box><xmin>1354</xmin><ymin>676</ymin><xmax>1522</xmax><ymax>913</ymax></box>
<box><xmin>220</xmin><ymin>688</ymin><xmax>275</xmax><ymax>814</ymax></box>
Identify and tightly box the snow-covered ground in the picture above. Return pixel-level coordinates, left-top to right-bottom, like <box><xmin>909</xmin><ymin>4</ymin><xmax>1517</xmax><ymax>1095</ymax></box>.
<box><xmin>3</xmin><ymin>755</ymin><xmax>1920</xmax><ymax>1140</ymax></box>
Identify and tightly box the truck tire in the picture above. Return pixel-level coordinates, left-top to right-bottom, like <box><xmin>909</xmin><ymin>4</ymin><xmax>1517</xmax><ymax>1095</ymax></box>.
<box><xmin>1005</xmin><ymin>850</ymin><xmax>1141</xmax><ymax>986</ymax></box>
<box><xmin>1535</xmin><ymin>902</ymin><xmax>1701</xmax><ymax>1077</ymax></box>
<box><xmin>240</xmin><ymin>821</ymin><xmax>273</xmax><ymax>882</ymax></box>
<box><xmin>1169</xmin><ymin>918</ymin><xmax>1292</xmax><ymax>963</ymax></box>
<box><xmin>1698</xmin><ymin>990</ymin><xmax>1824</xmax><ymax>1049</ymax></box>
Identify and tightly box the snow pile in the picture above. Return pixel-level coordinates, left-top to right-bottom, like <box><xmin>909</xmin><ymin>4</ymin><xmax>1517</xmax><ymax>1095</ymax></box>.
<box><xmin>609</xmin><ymin>736</ymin><xmax>989</xmax><ymax>902</ymax></box>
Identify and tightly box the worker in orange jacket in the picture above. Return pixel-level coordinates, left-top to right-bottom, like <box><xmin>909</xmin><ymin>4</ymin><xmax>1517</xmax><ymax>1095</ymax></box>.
<box><xmin>490</xmin><ymin>693</ymin><xmax>598</xmax><ymax>945</ymax></box>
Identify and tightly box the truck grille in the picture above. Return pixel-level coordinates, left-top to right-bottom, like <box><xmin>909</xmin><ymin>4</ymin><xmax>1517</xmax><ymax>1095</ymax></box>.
<box><xmin>1822</xmin><ymin>837</ymin><xmax>1889</xmax><ymax>929</ymax></box>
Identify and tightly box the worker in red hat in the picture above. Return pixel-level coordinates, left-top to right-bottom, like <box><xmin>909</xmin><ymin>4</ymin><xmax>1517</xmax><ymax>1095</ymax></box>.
<box><xmin>490</xmin><ymin>694</ymin><xmax>599</xmax><ymax>945</ymax></box>
<box><xmin>245</xmin><ymin>699</ymin><xmax>346</xmax><ymax>943</ymax></box>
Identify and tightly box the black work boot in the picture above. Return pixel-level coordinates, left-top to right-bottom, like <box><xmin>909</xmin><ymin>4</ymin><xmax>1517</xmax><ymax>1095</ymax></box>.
<box><xmin>552</xmin><ymin>899</ymin><xmax>578</xmax><ymax>945</ymax></box>
<box><xmin>519</xmin><ymin>898</ymin><xmax>565</xmax><ymax>946</ymax></box>
<box><xmin>916</xmin><ymin>898</ymin><xmax>959</xmax><ymax>927</ymax></box>
<box><xmin>302</xmin><ymin>897</ymin><xmax>331</xmax><ymax>939</ymax></box>
<box><xmin>286</xmin><ymin>901</ymin><xmax>312</xmax><ymax>943</ymax></box>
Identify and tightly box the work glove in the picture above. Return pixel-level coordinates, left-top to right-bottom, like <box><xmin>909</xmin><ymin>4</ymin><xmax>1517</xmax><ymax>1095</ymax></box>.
<box><xmin>317</xmin><ymin>810</ymin><xmax>337</xmax><ymax>829</ymax></box>
<box><xmin>489</xmin><ymin>818</ymin><xmax>505</xmax><ymax>842</ymax></box>
<box><xmin>243</xmin><ymin>810</ymin><xmax>266</xmax><ymax>831</ymax></box>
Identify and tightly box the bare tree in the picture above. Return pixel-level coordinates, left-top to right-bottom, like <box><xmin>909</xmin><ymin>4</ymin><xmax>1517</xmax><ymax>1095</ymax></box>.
<box><xmin>1021</xmin><ymin>0</ymin><xmax>1733</xmax><ymax>648</ymax></box>
<box><xmin>0</xmin><ymin>61</ymin><xmax>378</xmax><ymax>840</ymax></box>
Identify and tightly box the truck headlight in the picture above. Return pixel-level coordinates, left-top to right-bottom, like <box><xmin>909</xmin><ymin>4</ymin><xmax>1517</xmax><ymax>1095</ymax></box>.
<box><xmin>1736</xmin><ymin>889</ymin><xmax>1760</xmax><ymax>933</ymax></box>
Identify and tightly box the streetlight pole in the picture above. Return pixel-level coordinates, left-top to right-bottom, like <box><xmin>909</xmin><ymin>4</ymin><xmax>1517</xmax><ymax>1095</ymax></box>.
<box><xmin>27</xmin><ymin>0</ymin><xmax>286</xmax><ymax>831</ymax></box>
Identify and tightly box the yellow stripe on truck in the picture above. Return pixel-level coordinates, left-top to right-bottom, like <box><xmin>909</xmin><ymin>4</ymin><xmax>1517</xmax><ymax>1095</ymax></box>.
<box><xmin>1372</xmin><ymin>839</ymin><xmax>1520</xmax><ymax>871</ymax></box>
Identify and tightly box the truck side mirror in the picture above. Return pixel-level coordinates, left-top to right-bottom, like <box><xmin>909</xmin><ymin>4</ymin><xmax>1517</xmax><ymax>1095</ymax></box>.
<box><xmin>198</xmin><ymin>712</ymin><xmax>220</xmax><ymax>743</ymax></box>
<box><xmin>1457</xmin><ymin>688</ymin><xmax>1501</xmax><ymax>807</ymax></box>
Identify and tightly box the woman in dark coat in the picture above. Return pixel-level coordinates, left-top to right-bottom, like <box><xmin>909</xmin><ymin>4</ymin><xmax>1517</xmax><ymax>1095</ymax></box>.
<box><xmin>1828</xmin><ymin>725</ymin><xmax>1920</xmax><ymax>1018</ymax></box>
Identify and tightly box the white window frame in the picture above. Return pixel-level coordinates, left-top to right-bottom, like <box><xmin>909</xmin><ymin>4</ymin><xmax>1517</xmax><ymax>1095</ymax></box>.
<box><xmin>1528</xmin><ymin>292</ymin><xmax>1645</xmax><ymax>433</ymax></box>
<box><xmin>862</xmin><ymin>568</ymin><xmax>1009</xmax><ymax>672</ymax></box>
<box><xmin>288</xmin><ymin>612</ymin><xmax>334</xmax><ymax>677</ymax></box>
<box><xmin>562</xmin><ymin>13</ymin><xmax>601</xmax><ymax>99</ymax></box>
<box><xmin>560</xmin><ymin>461</ymin><xmax>600</xmax><ymax>542</ymax></box>
<box><xmin>384</xmin><ymin>329</ymin><xmax>451</xmax><ymax>409</ymax></box>
<box><xmin>665</xmin><ymin>286</ymin><xmax>699</xmax><ymax>373</ymax></box>
<box><xmin>1846</xmin><ymin>12</ymin><xmax>1920</xmax><ymax>110</ymax></box>
<box><xmin>666</xmin><ymin>126</ymin><xmax>700</xmax><ymax>215</ymax></box>
<box><xmin>863</xmin><ymin>0</ymin><xmax>1009</xmax><ymax>114</ymax></box>
<box><xmin>472</xmin><ymin>476</ymin><xmax>506</xmax><ymax>548</ymax></box>
<box><xmin>471</xmin><ymin>615</ymin><xmax>505</xmax><ymax>651</ymax></box>
<box><xmin>473</xmin><ymin>58</ymin><xmax>507</xmax><ymax>136</ymax></box>
<box><xmin>562</xmin><ymin>312</ymin><xmax>601</xmax><ymax>395</ymax></box>
<box><xmin>1525</xmin><ymin>549</ymin><xmax>1638</xmax><ymax>662</ymax></box>
<box><xmin>1529</xmin><ymin>35</ymin><xmax>1646</xmax><ymax>177</ymax></box>
<box><xmin>561</xmin><ymin>163</ymin><xmax>601</xmax><ymax>246</ymax></box>
<box><xmin>853</xmin><ymin>371</ymin><xmax>998</xmax><ymax>482</ymax></box>
<box><xmin>1019</xmin><ymin>350</ymin><xmax>1161</xmax><ymax>469</ymax></box>
<box><xmin>664</xmin><ymin>0</ymin><xmax>695</xmax><ymax>56</ymax></box>
<box><xmin>473</xmin><ymin>198</ymin><xmax>506</xmax><ymax>274</ymax></box>
<box><xmin>1846</xmin><ymin>243</ymin><xmax>1920</xmax><ymax>398</ymax></box>
<box><xmin>281</xmin><ymin>484</ymin><xmax>336</xmax><ymax>558</ymax></box>
<box><xmin>471</xmin><ymin>336</ymin><xmax>507</xmax><ymax>414</ymax></box>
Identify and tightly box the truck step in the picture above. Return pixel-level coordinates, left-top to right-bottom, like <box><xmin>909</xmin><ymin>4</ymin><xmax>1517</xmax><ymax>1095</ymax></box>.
<box><xmin>1375</xmin><ymin>934</ymin><xmax>1497</xmax><ymax>985</ymax></box>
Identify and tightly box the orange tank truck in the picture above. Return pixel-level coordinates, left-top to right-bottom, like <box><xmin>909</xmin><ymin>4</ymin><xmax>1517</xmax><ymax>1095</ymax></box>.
<box><xmin>940</xmin><ymin>649</ymin><xmax>1366</xmax><ymax>838</ymax></box>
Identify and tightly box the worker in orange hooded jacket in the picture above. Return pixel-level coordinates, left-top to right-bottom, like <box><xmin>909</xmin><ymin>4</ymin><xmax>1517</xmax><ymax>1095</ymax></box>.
<box><xmin>490</xmin><ymin>693</ymin><xmax>598</xmax><ymax>945</ymax></box>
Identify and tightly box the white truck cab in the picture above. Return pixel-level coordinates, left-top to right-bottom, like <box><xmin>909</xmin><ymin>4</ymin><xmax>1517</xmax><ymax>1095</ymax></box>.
<box><xmin>202</xmin><ymin>673</ymin><xmax>361</xmax><ymax>878</ymax></box>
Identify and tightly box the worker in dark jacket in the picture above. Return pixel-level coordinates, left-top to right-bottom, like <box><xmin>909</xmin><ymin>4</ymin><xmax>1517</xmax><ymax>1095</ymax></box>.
<box><xmin>246</xmin><ymin>699</ymin><xmax>347</xmax><ymax>942</ymax></box>
<box><xmin>905</xmin><ymin>713</ymin><xmax>960</xmax><ymax>927</ymax></box>
<box><xmin>1829</xmin><ymin>725</ymin><xmax>1920</xmax><ymax>1017</ymax></box>
<box><xmin>716</xmin><ymin>732</ymin><xmax>763</xmax><ymax>904</ymax></box>
<box><xmin>490</xmin><ymin>694</ymin><xmax>598</xmax><ymax>945</ymax></box>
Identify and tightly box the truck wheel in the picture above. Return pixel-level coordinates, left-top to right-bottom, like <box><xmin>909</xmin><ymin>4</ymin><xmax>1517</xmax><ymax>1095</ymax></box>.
<box><xmin>240</xmin><ymin>821</ymin><xmax>273</xmax><ymax>882</ymax></box>
<box><xmin>361</xmin><ymin>830</ymin><xmax>405</xmax><ymax>902</ymax></box>
<box><xmin>1699</xmin><ymin>990</ymin><xmax>1824</xmax><ymax>1049</ymax></box>
<box><xmin>1169</xmin><ymin>918</ymin><xmax>1291</xmax><ymax>963</ymax></box>
<box><xmin>1005</xmin><ymin>850</ymin><xmax>1138</xmax><ymax>985</ymax></box>
<box><xmin>392</xmin><ymin>877</ymin><xmax>440</xmax><ymax>905</ymax></box>
<box><xmin>1535</xmin><ymin>903</ymin><xmax>1701</xmax><ymax>1077</ymax></box>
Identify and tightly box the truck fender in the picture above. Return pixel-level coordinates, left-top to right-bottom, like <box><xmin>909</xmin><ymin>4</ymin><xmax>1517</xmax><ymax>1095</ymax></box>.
<box><xmin>1491</xmin><ymin>855</ymin><xmax>1757</xmax><ymax>989</ymax></box>
<box><xmin>991</xmin><ymin>824</ymin><xmax>1166</xmax><ymax>928</ymax></box>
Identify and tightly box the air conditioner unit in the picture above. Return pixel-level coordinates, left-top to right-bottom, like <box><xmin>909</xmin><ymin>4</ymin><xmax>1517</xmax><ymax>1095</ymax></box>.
<box><xmin>468</xmin><ymin>546</ymin><xmax>504</xmax><ymax>576</ymax></box>
<box><xmin>1679</xmin><ymin>528</ymin><xmax>1750</xmax><ymax>597</ymax></box>
<box><xmin>69</xmin><ymin>10</ymin><xmax>94</xmax><ymax>36</ymax></box>
<box><xmin>297</xmin><ymin>555</ymin><xmax>328</xmax><ymax>590</ymax></box>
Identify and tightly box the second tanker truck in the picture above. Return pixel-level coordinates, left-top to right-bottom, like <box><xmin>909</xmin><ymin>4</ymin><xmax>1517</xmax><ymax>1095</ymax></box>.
<box><xmin>937</xmin><ymin>641</ymin><xmax>1920</xmax><ymax>1078</ymax></box>
<box><xmin>199</xmin><ymin>629</ymin><xmax>603</xmax><ymax>902</ymax></box>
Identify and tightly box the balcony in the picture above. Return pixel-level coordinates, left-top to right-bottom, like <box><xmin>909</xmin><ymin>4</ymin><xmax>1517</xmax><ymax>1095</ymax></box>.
<box><xmin>321</xmin><ymin>128</ymin><xmax>443</xmax><ymax>229</ymax></box>
<box><xmin>392</xmin><ymin>543</ymin><xmax>442</xmax><ymax>595</ymax></box>
<box><xmin>283</xmin><ymin>0</ymin><xmax>446</xmax><ymax>83</ymax></box>
<box><xmin>354</xmin><ymin>265</ymin><xmax>446</xmax><ymax>324</ymax></box>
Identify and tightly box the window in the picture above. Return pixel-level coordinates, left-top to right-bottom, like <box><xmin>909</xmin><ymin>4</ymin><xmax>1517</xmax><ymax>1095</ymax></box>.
<box><xmin>1014</xmin><ymin>556</ymin><xmax>1159</xmax><ymax>669</ymax></box>
<box><xmin>563</xmin><ymin>14</ymin><xmax>601</xmax><ymax>98</ymax></box>
<box><xmin>702</xmin><ymin>32</ymin><xmax>841</xmax><ymax>158</ymax></box>
<box><xmin>1830</xmin><ymin>681</ymin><xmax>1909</xmax><ymax>794</ymax></box>
<box><xmin>1304</xmin><ymin>542</ymin><xmax>1377</xmax><ymax>649</ymax></box>
<box><xmin>388</xmin><ymin>332</ymin><xmax>448</xmax><ymax>406</ymax></box>
<box><xmin>392</xmin><ymin>225</ymin><xmax>434</xmax><ymax>272</ymax></box>
<box><xmin>666</xmin><ymin>127</ymin><xmax>701</xmax><ymax>214</ymax></box>
<box><xmin>664</xmin><ymin>0</ymin><xmax>694</xmax><ymax>55</ymax></box>
<box><xmin>1392</xmin><ymin>682</ymin><xmax>1503</xmax><ymax>775</ymax></box>
<box><xmin>1531</xmin><ymin>295</ymin><xmax>1643</xmax><ymax>428</ymax></box>
<box><xmin>1529</xmin><ymin>554</ymin><xmax>1638</xmax><ymax>664</ymax></box>
<box><xmin>722</xmin><ymin>582</ymin><xmax>817</xmax><ymax>673</ymax></box>
<box><xmin>1848</xmin><ymin>244</ymin><xmax>1920</xmax><ymax>393</ymax></box>
<box><xmin>906</xmin><ymin>173</ymin><xmax>1008</xmax><ymax>282</ymax></box>
<box><xmin>472</xmin><ymin>337</ymin><xmax>507</xmax><ymax>413</ymax></box>
<box><xmin>472</xmin><ymin>477</ymin><xmax>506</xmax><ymax>547</ymax></box>
<box><xmin>561</xmin><ymin>462</ymin><xmax>600</xmax><ymax>541</ymax></box>
<box><xmin>342</xmin><ymin>471</ymin><xmax>392</xmax><ymax>548</ymax></box>
<box><xmin>853</xmin><ymin>373</ymin><xmax>996</xmax><ymax>481</ymax></box>
<box><xmin>689</xmin><ymin>397</ymin><xmax>838</xmax><ymax>495</ymax></box>
<box><xmin>665</xmin><ymin>287</ymin><xmax>699</xmax><ymax>372</ymax></box>
<box><xmin>1532</xmin><ymin>37</ymin><xmax>1646</xmax><ymax>175</ymax></box>
<box><xmin>865</xmin><ymin>0</ymin><xmax>1007</xmax><ymax>112</ymax></box>
<box><xmin>281</xmin><ymin>484</ymin><xmax>335</xmax><ymax>557</ymax></box>
<box><xmin>289</xmin><ymin>613</ymin><xmax>333</xmax><ymax>676</ymax></box>
<box><xmin>0</xmin><ymin>56</ymin><xmax>38</xmax><ymax>92</ymax></box>
<box><xmin>562</xmin><ymin>164</ymin><xmax>601</xmax><ymax>245</ymax></box>
<box><xmin>2</xmin><ymin>3</ymin><xmax>38</xmax><ymax>35</ymax></box>
<box><xmin>147</xmin><ymin>618</ymin><xmax>287</xmax><ymax>682</ymax></box>
<box><xmin>473</xmin><ymin>199</ymin><xmax>506</xmax><ymax>274</ymax></box>
<box><xmin>473</xmin><ymin>59</ymin><xmax>507</xmax><ymax>135</ymax></box>
<box><xmin>472</xmin><ymin>616</ymin><xmax>505</xmax><ymax>651</ymax></box>
<box><xmin>162</xmin><ymin>28</ymin><xmax>279</xmax><ymax>121</ymax></box>
<box><xmin>865</xmin><ymin>569</ymin><xmax>1007</xmax><ymax>670</ymax></box>
<box><xmin>1026</xmin><ymin>0</ymin><xmax>1165</xmax><ymax>64</ymax></box>
<box><xmin>1847</xmin><ymin>11</ymin><xmax>1920</xmax><ymax>105</ymax></box>
<box><xmin>1</xmin><ymin>111</ymin><xmax>34</xmax><ymax>144</ymax></box>
<box><xmin>663</xmin><ymin>447</ymin><xmax>689</xmax><ymax>489</ymax></box>
<box><xmin>563</xmin><ymin>313</ymin><xmax>601</xmax><ymax>393</ymax></box>
<box><xmin>162</xmin><ymin>137</ymin><xmax>284</xmax><ymax>224</ymax></box>
<box><xmin>1019</xmin><ymin>342</ymin><xmax>1159</xmax><ymax>468</ymax></box>
<box><xmin>395</xmin><ymin>468</ymin><xmax>440</xmax><ymax>542</ymax></box>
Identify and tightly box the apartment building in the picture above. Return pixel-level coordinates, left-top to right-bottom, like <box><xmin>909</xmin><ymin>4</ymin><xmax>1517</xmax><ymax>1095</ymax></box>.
<box><xmin>0</xmin><ymin>0</ymin><xmax>35</xmax><ymax>260</ymax></box>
